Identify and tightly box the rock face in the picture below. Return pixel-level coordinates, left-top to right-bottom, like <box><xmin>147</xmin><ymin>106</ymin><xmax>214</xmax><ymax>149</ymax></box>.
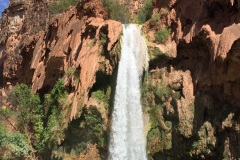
<box><xmin>143</xmin><ymin>0</ymin><xmax>240</xmax><ymax>159</ymax></box>
<box><xmin>1</xmin><ymin>0</ymin><xmax>240</xmax><ymax>159</ymax></box>
<box><xmin>28</xmin><ymin>8</ymin><xmax>121</xmax><ymax>120</ymax></box>
<box><xmin>120</xmin><ymin>0</ymin><xmax>146</xmax><ymax>16</ymax></box>
<box><xmin>0</xmin><ymin>0</ymin><xmax>121</xmax><ymax>115</ymax></box>
<box><xmin>0</xmin><ymin>0</ymin><xmax>121</xmax><ymax>159</ymax></box>
<box><xmin>0</xmin><ymin>0</ymin><xmax>49</xmax><ymax>86</ymax></box>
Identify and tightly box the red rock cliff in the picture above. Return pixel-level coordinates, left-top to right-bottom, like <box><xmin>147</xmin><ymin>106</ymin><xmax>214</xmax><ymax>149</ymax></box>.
<box><xmin>1</xmin><ymin>0</ymin><xmax>122</xmax><ymax>118</ymax></box>
<box><xmin>143</xmin><ymin>0</ymin><xmax>240</xmax><ymax>159</ymax></box>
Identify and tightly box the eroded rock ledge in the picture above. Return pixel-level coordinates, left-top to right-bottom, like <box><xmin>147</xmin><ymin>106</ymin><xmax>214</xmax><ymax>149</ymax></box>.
<box><xmin>143</xmin><ymin>0</ymin><xmax>240</xmax><ymax>159</ymax></box>
<box><xmin>1</xmin><ymin>0</ymin><xmax>122</xmax><ymax>119</ymax></box>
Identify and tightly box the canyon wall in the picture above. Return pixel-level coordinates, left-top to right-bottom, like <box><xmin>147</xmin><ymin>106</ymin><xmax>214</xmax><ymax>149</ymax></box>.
<box><xmin>143</xmin><ymin>0</ymin><xmax>240</xmax><ymax>159</ymax></box>
<box><xmin>1</xmin><ymin>0</ymin><xmax>240</xmax><ymax>159</ymax></box>
<box><xmin>0</xmin><ymin>0</ymin><xmax>121</xmax><ymax>159</ymax></box>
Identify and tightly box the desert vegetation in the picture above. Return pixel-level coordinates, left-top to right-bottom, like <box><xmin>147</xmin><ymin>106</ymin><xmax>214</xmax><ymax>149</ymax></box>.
<box><xmin>48</xmin><ymin>0</ymin><xmax>79</xmax><ymax>14</ymax></box>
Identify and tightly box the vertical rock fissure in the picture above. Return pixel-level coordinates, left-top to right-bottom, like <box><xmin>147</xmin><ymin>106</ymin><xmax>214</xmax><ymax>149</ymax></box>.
<box><xmin>108</xmin><ymin>24</ymin><xmax>148</xmax><ymax>160</ymax></box>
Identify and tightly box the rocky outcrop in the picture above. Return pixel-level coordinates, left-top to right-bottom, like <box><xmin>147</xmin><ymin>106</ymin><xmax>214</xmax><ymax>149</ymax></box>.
<box><xmin>0</xmin><ymin>0</ymin><xmax>49</xmax><ymax>86</ymax></box>
<box><xmin>0</xmin><ymin>0</ymin><xmax>122</xmax><ymax>158</ymax></box>
<box><xmin>144</xmin><ymin>0</ymin><xmax>240</xmax><ymax>159</ymax></box>
<box><xmin>1</xmin><ymin>0</ymin><xmax>122</xmax><ymax>118</ymax></box>
<box><xmin>120</xmin><ymin>0</ymin><xmax>146</xmax><ymax>17</ymax></box>
<box><xmin>28</xmin><ymin>10</ymin><xmax>121</xmax><ymax>120</ymax></box>
<box><xmin>1</xmin><ymin>0</ymin><xmax>240</xmax><ymax>159</ymax></box>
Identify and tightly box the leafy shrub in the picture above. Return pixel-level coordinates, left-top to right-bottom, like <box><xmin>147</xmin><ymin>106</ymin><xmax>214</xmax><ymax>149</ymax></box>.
<box><xmin>3</xmin><ymin>80</ymin><xmax>72</xmax><ymax>159</ymax></box>
<box><xmin>148</xmin><ymin>46</ymin><xmax>164</xmax><ymax>61</ymax></box>
<box><xmin>147</xmin><ymin>106</ymin><xmax>172</xmax><ymax>154</ymax></box>
<box><xmin>65</xmin><ymin>66</ymin><xmax>75</xmax><ymax>77</ymax></box>
<box><xmin>44</xmin><ymin>107</ymin><xmax>66</xmax><ymax>147</ymax></box>
<box><xmin>0</xmin><ymin>126</ymin><xmax>31</xmax><ymax>160</ymax></box>
<box><xmin>149</xmin><ymin>13</ymin><xmax>160</xmax><ymax>25</ymax></box>
<box><xmin>91</xmin><ymin>87</ymin><xmax>111</xmax><ymax>109</ymax></box>
<box><xmin>84</xmin><ymin>114</ymin><xmax>103</xmax><ymax>133</ymax></box>
<box><xmin>99</xmin><ymin>32</ymin><xmax>108</xmax><ymax>45</ymax></box>
<box><xmin>148</xmin><ymin>105</ymin><xmax>165</xmax><ymax>127</ymax></box>
<box><xmin>44</xmin><ymin>79</ymin><xmax>67</xmax><ymax>110</ymax></box>
<box><xmin>64</xmin><ymin>66</ymin><xmax>80</xmax><ymax>85</ymax></box>
<box><xmin>102</xmin><ymin>0</ymin><xmax>130</xmax><ymax>23</ymax></box>
<box><xmin>137</xmin><ymin>0</ymin><xmax>153</xmax><ymax>24</ymax></box>
<box><xmin>0</xmin><ymin>105</ymin><xmax>13</xmax><ymax>121</ymax></box>
<box><xmin>147</xmin><ymin>127</ymin><xmax>164</xmax><ymax>154</ymax></box>
<box><xmin>83</xmin><ymin>109</ymin><xmax>106</xmax><ymax>147</ymax></box>
<box><xmin>155</xmin><ymin>28</ymin><xmax>171</xmax><ymax>43</ymax></box>
<box><xmin>92</xmin><ymin>90</ymin><xmax>105</xmax><ymax>102</ymax></box>
<box><xmin>43</xmin><ymin>79</ymin><xmax>69</xmax><ymax>148</ymax></box>
<box><xmin>49</xmin><ymin>0</ymin><xmax>80</xmax><ymax>14</ymax></box>
<box><xmin>149</xmin><ymin>82</ymin><xmax>171</xmax><ymax>101</ymax></box>
<box><xmin>9</xmin><ymin>84</ymin><xmax>44</xmax><ymax>152</ymax></box>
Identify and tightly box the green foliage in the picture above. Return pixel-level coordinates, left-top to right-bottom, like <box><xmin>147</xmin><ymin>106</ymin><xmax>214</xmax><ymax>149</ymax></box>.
<box><xmin>155</xmin><ymin>28</ymin><xmax>171</xmax><ymax>43</ymax></box>
<box><xmin>0</xmin><ymin>105</ymin><xmax>13</xmax><ymax>120</ymax></box>
<box><xmin>147</xmin><ymin>107</ymin><xmax>172</xmax><ymax>155</ymax></box>
<box><xmin>149</xmin><ymin>13</ymin><xmax>160</xmax><ymax>25</ymax></box>
<box><xmin>149</xmin><ymin>82</ymin><xmax>171</xmax><ymax>101</ymax></box>
<box><xmin>141</xmin><ymin>85</ymin><xmax>152</xmax><ymax>110</ymax></box>
<box><xmin>99</xmin><ymin>32</ymin><xmax>108</xmax><ymax>45</ymax></box>
<box><xmin>172</xmin><ymin>91</ymin><xmax>181</xmax><ymax>100</ymax></box>
<box><xmin>91</xmin><ymin>87</ymin><xmax>111</xmax><ymax>109</ymax></box>
<box><xmin>92</xmin><ymin>90</ymin><xmax>105</xmax><ymax>102</ymax></box>
<box><xmin>65</xmin><ymin>67</ymin><xmax>75</xmax><ymax>77</ymax></box>
<box><xmin>0</xmin><ymin>126</ymin><xmax>31</xmax><ymax>160</ymax></box>
<box><xmin>84</xmin><ymin>114</ymin><xmax>103</xmax><ymax>133</ymax></box>
<box><xmin>2</xmin><ymin>79</ymin><xmax>73</xmax><ymax>159</ymax></box>
<box><xmin>109</xmin><ymin>38</ymin><xmax>121</xmax><ymax>60</ymax></box>
<box><xmin>102</xmin><ymin>0</ymin><xmax>130</xmax><ymax>23</ymax></box>
<box><xmin>147</xmin><ymin>127</ymin><xmax>164</xmax><ymax>154</ymax></box>
<box><xmin>9</xmin><ymin>84</ymin><xmax>44</xmax><ymax>153</ymax></box>
<box><xmin>148</xmin><ymin>46</ymin><xmax>165</xmax><ymax>61</ymax></box>
<box><xmin>137</xmin><ymin>0</ymin><xmax>153</xmax><ymax>24</ymax></box>
<box><xmin>89</xmin><ymin>39</ymin><xmax>97</xmax><ymax>47</ymax></box>
<box><xmin>82</xmin><ymin>110</ymin><xmax>105</xmax><ymax>147</ymax></box>
<box><xmin>141</xmin><ymin>76</ymin><xmax>172</xmax><ymax>111</ymax></box>
<box><xmin>44</xmin><ymin>107</ymin><xmax>67</xmax><ymax>147</ymax></box>
<box><xmin>148</xmin><ymin>105</ymin><xmax>163</xmax><ymax>128</ymax></box>
<box><xmin>49</xmin><ymin>0</ymin><xmax>80</xmax><ymax>14</ymax></box>
<box><xmin>64</xmin><ymin>66</ymin><xmax>80</xmax><ymax>85</ymax></box>
<box><xmin>43</xmin><ymin>79</ymin><xmax>70</xmax><ymax>148</ymax></box>
<box><xmin>2</xmin><ymin>75</ymin><xmax>110</xmax><ymax>159</ymax></box>
<box><xmin>44</xmin><ymin>79</ymin><xmax>66</xmax><ymax>110</ymax></box>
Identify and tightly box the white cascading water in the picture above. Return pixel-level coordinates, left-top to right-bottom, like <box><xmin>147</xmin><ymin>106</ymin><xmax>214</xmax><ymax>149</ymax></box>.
<box><xmin>108</xmin><ymin>24</ymin><xmax>148</xmax><ymax>160</ymax></box>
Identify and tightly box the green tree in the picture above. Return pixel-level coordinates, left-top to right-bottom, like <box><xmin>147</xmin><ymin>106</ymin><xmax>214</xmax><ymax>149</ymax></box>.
<box><xmin>49</xmin><ymin>0</ymin><xmax>80</xmax><ymax>14</ymax></box>
<box><xmin>43</xmin><ymin>79</ymin><xmax>70</xmax><ymax>149</ymax></box>
<box><xmin>155</xmin><ymin>28</ymin><xmax>171</xmax><ymax>43</ymax></box>
<box><xmin>1</xmin><ymin>80</ymin><xmax>72</xmax><ymax>159</ymax></box>
<box><xmin>9</xmin><ymin>84</ymin><xmax>44</xmax><ymax>153</ymax></box>
<box><xmin>137</xmin><ymin>0</ymin><xmax>153</xmax><ymax>24</ymax></box>
<box><xmin>0</xmin><ymin>126</ymin><xmax>31</xmax><ymax>160</ymax></box>
<box><xmin>102</xmin><ymin>0</ymin><xmax>130</xmax><ymax>23</ymax></box>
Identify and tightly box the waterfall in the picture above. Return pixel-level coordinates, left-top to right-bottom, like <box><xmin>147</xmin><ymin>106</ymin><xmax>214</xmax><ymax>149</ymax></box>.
<box><xmin>108</xmin><ymin>24</ymin><xmax>148</xmax><ymax>160</ymax></box>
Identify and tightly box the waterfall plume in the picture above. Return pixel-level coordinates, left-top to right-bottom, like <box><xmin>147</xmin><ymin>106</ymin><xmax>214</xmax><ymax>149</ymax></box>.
<box><xmin>108</xmin><ymin>24</ymin><xmax>148</xmax><ymax>160</ymax></box>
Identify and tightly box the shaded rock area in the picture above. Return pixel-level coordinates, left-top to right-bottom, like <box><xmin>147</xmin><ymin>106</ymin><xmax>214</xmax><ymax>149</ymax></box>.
<box><xmin>143</xmin><ymin>0</ymin><xmax>240</xmax><ymax>159</ymax></box>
